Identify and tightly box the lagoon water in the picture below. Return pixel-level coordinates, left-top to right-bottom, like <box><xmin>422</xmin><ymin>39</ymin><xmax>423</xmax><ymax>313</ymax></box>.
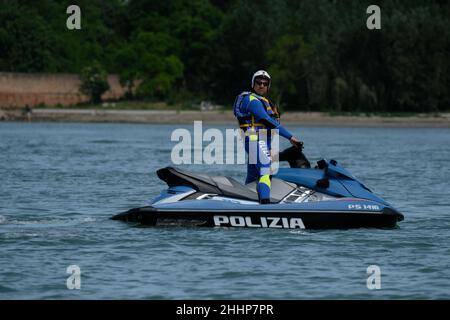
<box><xmin>0</xmin><ymin>122</ymin><xmax>449</xmax><ymax>299</ymax></box>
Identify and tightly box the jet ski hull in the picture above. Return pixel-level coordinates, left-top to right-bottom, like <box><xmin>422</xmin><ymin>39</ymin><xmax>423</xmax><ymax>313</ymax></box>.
<box><xmin>112</xmin><ymin>161</ymin><xmax>405</xmax><ymax>230</ymax></box>
<box><xmin>112</xmin><ymin>206</ymin><xmax>403</xmax><ymax>230</ymax></box>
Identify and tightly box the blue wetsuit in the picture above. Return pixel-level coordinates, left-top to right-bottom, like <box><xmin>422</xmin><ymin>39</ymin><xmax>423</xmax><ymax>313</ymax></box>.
<box><xmin>238</xmin><ymin>93</ymin><xmax>294</xmax><ymax>203</ymax></box>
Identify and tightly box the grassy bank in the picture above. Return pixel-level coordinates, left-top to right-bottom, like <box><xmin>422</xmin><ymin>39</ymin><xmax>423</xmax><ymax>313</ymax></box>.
<box><xmin>32</xmin><ymin>100</ymin><xmax>225</xmax><ymax>112</ymax></box>
<box><xmin>1</xmin><ymin>106</ymin><xmax>449</xmax><ymax>128</ymax></box>
<box><xmin>29</xmin><ymin>101</ymin><xmax>448</xmax><ymax>118</ymax></box>
<box><xmin>327</xmin><ymin>111</ymin><xmax>446</xmax><ymax>118</ymax></box>
<box><xmin>34</xmin><ymin>101</ymin><xmax>189</xmax><ymax>111</ymax></box>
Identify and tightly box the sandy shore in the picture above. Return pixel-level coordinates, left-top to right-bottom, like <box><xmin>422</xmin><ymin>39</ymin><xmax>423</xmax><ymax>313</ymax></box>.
<box><xmin>1</xmin><ymin>108</ymin><xmax>449</xmax><ymax>128</ymax></box>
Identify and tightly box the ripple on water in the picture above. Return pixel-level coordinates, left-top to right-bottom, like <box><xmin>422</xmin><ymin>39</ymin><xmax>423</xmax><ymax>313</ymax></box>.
<box><xmin>0</xmin><ymin>124</ymin><xmax>449</xmax><ymax>299</ymax></box>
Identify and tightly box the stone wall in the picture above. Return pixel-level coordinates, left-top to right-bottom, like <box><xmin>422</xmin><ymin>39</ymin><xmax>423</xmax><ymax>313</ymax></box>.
<box><xmin>0</xmin><ymin>72</ymin><xmax>127</xmax><ymax>108</ymax></box>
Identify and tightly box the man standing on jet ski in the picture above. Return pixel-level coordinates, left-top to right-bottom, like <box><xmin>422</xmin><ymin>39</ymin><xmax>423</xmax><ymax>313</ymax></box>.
<box><xmin>233</xmin><ymin>70</ymin><xmax>303</xmax><ymax>204</ymax></box>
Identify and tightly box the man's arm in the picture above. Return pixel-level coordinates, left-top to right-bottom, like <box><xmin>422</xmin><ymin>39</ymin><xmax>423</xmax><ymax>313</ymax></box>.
<box><xmin>247</xmin><ymin>99</ymin><xmax>293</xmax><ymax>140</ymax></box>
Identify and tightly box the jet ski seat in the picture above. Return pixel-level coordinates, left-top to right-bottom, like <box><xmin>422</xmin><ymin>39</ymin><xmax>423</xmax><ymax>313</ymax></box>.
<box><xmin>157</xmin><ymin>167</ymin><xmax>297</xmax><ymax>203</ymax></box>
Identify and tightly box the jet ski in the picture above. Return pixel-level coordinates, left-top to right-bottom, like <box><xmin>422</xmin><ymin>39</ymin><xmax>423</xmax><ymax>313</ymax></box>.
<box><xmin>112</xmin><ymin>155</ymin><xmax>404</xmax><ymax>230</ymax></box>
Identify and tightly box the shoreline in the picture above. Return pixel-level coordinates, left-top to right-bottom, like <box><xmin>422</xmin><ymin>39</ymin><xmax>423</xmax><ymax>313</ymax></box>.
<box><xmin>1</xmin><ymin>108</ymin><xmax>449</xmax><ymax>128</ymax></box>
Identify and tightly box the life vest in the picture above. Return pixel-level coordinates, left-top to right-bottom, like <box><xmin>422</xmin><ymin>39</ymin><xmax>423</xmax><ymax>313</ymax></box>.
<box><xmin>233</xmin><ymin>92</ymin><xmax>279</xmax><ymax>132</ymax></box>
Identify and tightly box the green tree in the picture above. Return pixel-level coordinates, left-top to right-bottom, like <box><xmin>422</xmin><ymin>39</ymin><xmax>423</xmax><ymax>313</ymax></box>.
<box><xmin>267</xmin><ymin>35</ymin><xmax>314</xmax><ymax>110</ymax></box>
<box><xmin>115</xmin><ymin>32</ymin><xmax>184</xmax><ymax>99</ymax></box>
<box><xmin>171</xmin><ymin>0</ymin><xmax>224</xmax><ymax>92</ymax></box>
<box><xmin>114</xmin><ymin>44</ymin><xmax>140</xmax><ymax>98</ymax></box>
<box><xmin>208</xmin><ymin>0</ymin><xmax>288</xmax><ymax>103</ymax></box>
<box><xmin>1</xmin><ymin>0</ymin><xmax>448</xmax><ymax>112</ymax></box>
<box><xmin>79</xmin><ymin>62</ymin><xmax>110</xmax><ymax>104</ymax></box>
<box><xmin>0</xmin><ymin>2</ymin><xmax>55</xmax><ymax>72</ymax></box>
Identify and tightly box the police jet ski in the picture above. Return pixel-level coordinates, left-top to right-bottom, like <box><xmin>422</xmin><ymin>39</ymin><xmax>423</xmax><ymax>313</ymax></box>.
<box><xmin>112</xmin><ymin>158</ymin><xmax>404</xmax><ymax>230</ymax></box>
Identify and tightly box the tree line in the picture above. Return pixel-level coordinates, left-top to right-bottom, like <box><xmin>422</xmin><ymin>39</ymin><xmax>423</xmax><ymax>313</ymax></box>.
<box><xmin>0</xmin><ymin>0</ymin><xmax>448</xmax><ymax>112</ymax></box>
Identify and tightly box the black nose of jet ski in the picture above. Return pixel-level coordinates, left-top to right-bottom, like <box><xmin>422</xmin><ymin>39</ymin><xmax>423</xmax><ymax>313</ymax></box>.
<box><xmin>383</xmin><ymin>207</ymin><xmax>404</xmax><ymax>222</ymax></box>
<box><xmin>111</xmin><ymin>207</ymin><xmax>157</xmax><ymax>225</ymax></box>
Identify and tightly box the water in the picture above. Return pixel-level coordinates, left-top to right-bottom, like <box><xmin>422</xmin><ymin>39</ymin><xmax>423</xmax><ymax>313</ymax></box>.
<box><xmin>0</xmin><ymin>122</ymin><xmax>449</xmax><ymax>299</ymax></box>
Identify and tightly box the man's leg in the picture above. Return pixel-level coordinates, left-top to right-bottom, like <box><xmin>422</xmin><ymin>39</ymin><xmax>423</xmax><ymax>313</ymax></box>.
<box><xmin>245</xmin><ymin>135</ymin><xmax>259</xmax><ymax>184</ymax></box>
<box><xmin>256</xmin><ymin>140</ymin><xmax>272</xmax><ymax>204</ymax></box>
<box><xmin>245</xmin><ymin>163</ymin><xmax>259</xmax><ymax>184</ymax></box>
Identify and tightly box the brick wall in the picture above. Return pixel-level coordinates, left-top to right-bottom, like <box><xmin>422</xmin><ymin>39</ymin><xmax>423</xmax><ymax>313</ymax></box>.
<box><xmin>0</xmin><ymin>72</ymin><xmax>127</xmax><ymax>108</ymax></box>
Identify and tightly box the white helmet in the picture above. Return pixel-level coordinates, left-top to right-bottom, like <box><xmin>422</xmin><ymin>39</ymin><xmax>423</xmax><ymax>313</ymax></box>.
<box><xmin>251</xmin><ymin>70</ymin><xmax>271</xmax><ymax>89</ymax></box>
